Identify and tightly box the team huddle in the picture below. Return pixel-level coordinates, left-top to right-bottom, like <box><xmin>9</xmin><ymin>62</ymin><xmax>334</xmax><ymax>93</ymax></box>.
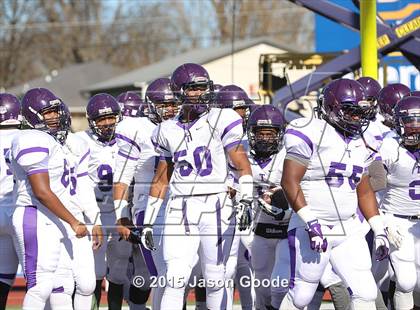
<box><xmin>0</xmin><ymin>62</ymin><xmax>419</xmax><ymax>310</ymax></box>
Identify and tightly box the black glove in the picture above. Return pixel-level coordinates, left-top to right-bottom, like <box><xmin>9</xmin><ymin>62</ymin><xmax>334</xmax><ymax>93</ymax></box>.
<box><xmin>126</xmin><ymin>227</ymin><xmax>142</xmax><ymax>244</ymax></box>
<box><xmin>141</xmin><ymin>224</ymin><xmax>156</xmax><ymax>251</ymax></box>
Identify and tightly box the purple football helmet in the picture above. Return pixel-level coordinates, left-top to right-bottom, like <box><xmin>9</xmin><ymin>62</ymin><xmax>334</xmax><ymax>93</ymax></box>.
<box><xmin>86</xmin><ymin>93</ymin><xmax>121</xmax><ymax>141</ymax></box>
<box><xmin>171</xmin><ymin>63</ymin><xmax>213</xmax><ymax>115</ymax></box>
<box><xmin>21</xmin><ymin>88</ymin><xmax>69</xmax><ymax>141</ymax></box>
<box><xmin>321</xmin><ymin>79</ymin><xmax>370</xmax><ymax>136</ymax></box>
<box><xmin>377</xmin><ymin>83</ymin><xmax>410</xmax><ymax>124</ymax></box>
<box><xmin>0</xmin><ymin>93</ymin><xmax>22</xmax><ymax>127</ymax></box>
<box><xmin>216</xmin><ymin>85</ymin><xmax>253</xmax><ymax>109</ymax></box>
<box><xmin>247</xmin><ymin>105</ymin><xmax>285</xmax><ymax>158</ymax></box>
<box><xmin>116</xmin><ymin>92</ymin><xmax>144</xmax><ymax>118</ymax></box>
<box><xmin>357</xmin><ymin>77</ymin><xmax>381</xmax><ymax>120</ymax></box>
<box><xmin>145</xmin><ymin>78</ymin><xmax>179</xmax><ymax>123</ymax></box>
<box><xmin>394</xmin><ymin>96</ymin><xmax>420</xmax><ymax>147</ymax></box>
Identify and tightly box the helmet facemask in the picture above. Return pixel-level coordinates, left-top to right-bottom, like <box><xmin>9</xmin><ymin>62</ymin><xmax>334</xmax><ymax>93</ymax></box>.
<box><xmin>396</xmin><ymin>114</ymin><xmax>420</xmax><ymax>148</ymax></box>
<box><xmin>180</xmin><ymin>80</ymin><xmax>214</xmax><ymax>116</ymax></box>
<box><xmin>28</xmin><ymin>101</ymin><xmax>69</xmax><ymax>143</ymax></box>
<box><xmin>326</xmin><ymin>101</ymin><xmax>371</xmax><ymax>137</ymax></box>
<box><xmin>248</xmin><ymin>126</ymin><xmax>283</xmax><ymax>159</ymax></box>
<box><xmin>89</xmin><ymin>113</ymin><xmax>121</xmax><ymax>142</ymax></box>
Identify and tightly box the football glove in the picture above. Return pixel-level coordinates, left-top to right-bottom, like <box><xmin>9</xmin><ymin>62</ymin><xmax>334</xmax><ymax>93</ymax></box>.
<box><xmin>140</xmin><ymin>224</ymin><xmax>156</xmax><ymax>251</ymax></box>
<box><xmin>257</xmin><ymin>198</ymin><xmax>286</xmax><ymax>221</ymax></box>
<box><xmin>306</xmin><ymin>219</ymin><xmax>328</xmax><ymax>253</ymax></box>
<box><xmin>374</xmin><ymin>234</ymin><xmax>390</xmax><ymax>261</ymax></box>
<box><xmin>233</xmin><ymin>199</ymin><xmax>252</xmax><ymax>231</ymax></box>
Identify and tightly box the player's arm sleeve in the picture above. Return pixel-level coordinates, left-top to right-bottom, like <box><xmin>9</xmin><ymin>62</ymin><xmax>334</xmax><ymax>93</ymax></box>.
<box><xmin>220</xmin><ymin>110</ymin><xmax>244</xmax><ymax>150</ymax></box>
<box><xmin>114</xmin><ymin>128</ymin><xmax>142</xmax><ymax>186</ymax></box>
<box><xmin>74</xmin><ymin>147</ymin><xmax>102</xmax><ymax>225</ymax></box>
<box><xmin>368</xmin><ymin>160</ymin><xmax>387</xmax><ymax>192</ymax></box>
<box><xmin>283</xmin><ymin>125</ymin><xmax>313</xmax><ymax>167</ymax></box>
<box><xmin>152</xmin><ymin>125</ymin><xmax>172</xmax><ymax>161</ymax></box>
<box><xmin>12</xmin><ymin>134</ymin><xmax>50</xmax><ymax>175</ymax></box>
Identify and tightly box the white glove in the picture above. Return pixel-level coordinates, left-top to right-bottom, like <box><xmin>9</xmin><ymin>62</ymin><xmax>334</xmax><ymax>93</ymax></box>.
<box><xmin>385</xmin><ymin>225</ymin><xmax>405</xmax><ymax>249</ymax></box>
<box><xmin>233</xmin><ymin>199</ymin><xmax>252</xmax><ymax>231</ymax></box>
<box><xmin>140</xmin><ymin>225</ymin><xmax>156</xmax><ymax>251</ymax></box>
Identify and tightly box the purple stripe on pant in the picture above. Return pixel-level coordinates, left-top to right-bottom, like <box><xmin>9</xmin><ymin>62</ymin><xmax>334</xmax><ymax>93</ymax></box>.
<box><xmin>288</xmin><ymin>228</ymin><xmax>297</xmax><ymax>289</ymax></box>
<box><xmin>182</xmin><ymin>199</ymin><xmax>190</xmax><ymax>234</ymax></box>
<box><xmin>215</xmin><ymin>198</ymin><xmax>223</xmax><ymax>265</ymax></box>
<box><xmin>52</xmin><ymin>286</ymin><xmax>64</xmax><ymax>293</ymax></box>
<box><xmin>136</xmin><ymin>211</ymin><xmax>158</xmax><ymax>277</ymax></box>
<box><xmin>23</xmin><ymin>206</ymin><xmax>38</xmax><ymax>290</ymax></box>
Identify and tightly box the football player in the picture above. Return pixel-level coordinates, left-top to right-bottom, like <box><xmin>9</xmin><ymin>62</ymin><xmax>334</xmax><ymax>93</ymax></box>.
<box><xmin>139</xmin><ymin>63</ymin><xmax>253</xmax><ymax>310</ymax></box>
<box><xmin>9</xmin><ymin>88</ymin><xmax>88</xmax><ymax>310</ymax></box>
<box><xmin>48</xmin><ymin>104</ymin><xmax>102</xmax><ymax>310</ymax></box>
<box><xmin>114</xmin><ymin>79</ymin><xmax>179</xmax><ymax>310</ymax></box>
<box><xmin>116</xmin><ymin>91</ymin><xmax>145</xmax><ymax>118</ymax></box>
<box><xmin>375</xmin><ymin>95</ymin><xmax>420</xmax><ymax>310</ymax></box>
<box><xmin>0</xmin><ymin>94</ymin><xmax>21</xmax><ymax>309</ymax></box>
<box><xmin>279</xmin><ymin>79</ymin><xmax>393</xmax><ymax>310</ymax></box>
<box><xmin>216</xmin><ymin>84</ymin><xmax>255</xmax><ymax>310</ymax></box>
<box><xmin>76</xmin><ymin>94</ymin><xmax>130</xmax><ymax>309</ymax></box>
<box><xmin>377</xmin><ymin>83</ymin><xmax>411</xmax><ymax>136</ymax></box>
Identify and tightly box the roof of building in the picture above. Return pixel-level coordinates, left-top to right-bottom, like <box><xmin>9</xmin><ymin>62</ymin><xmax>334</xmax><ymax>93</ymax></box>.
<box><xmin>7</xmin><ymin>61</ymin><xmax>124</xmax><ymax>110</ymax></box>
<box><xmin>83</xmin><ymin>36</ymin><xmax>296</xmax><ymax>93</ymax></box>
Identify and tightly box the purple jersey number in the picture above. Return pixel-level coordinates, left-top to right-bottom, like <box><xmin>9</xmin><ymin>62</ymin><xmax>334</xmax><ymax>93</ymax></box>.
<box><xmin>325</xmin><ymin>161</ymin><xmax>363</xmax><ymax>189</ymax></box>
<box><xmin>3</xmin><ymin>148</ymin><xmax>12</xmax><ymax>176</ymax></box>
<box><xmin>97</xmin><ymin>164</ymin><xmax>113</xmax><ymax>192</ymax></box>
<box><xmin>409</xmin><ymin>180</ymin><xmax>420</xmax><ymax>200</ymax></box>
<box><xmin>174</xmin><ymin>146</ymin><xmax>213</xmax><ymax>177</ymax></box>
<box><xmin>61</xmin><ymin>159</ymin><xmax>77</xmax><ymax>194</ymax></box>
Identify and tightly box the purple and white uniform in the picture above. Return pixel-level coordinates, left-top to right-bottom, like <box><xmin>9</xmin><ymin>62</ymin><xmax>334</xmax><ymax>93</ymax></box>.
<box><xmin>0</xmin><ymin>129</ymin><xmax>20</xmax><ymax>286</ymax></box>
<box><xmin>153</xmin><ymin>107</ymin><xmax>243</xmax><ymax>310</ymax></box>
<box><xmin>280</xmin><ymin>117</ymin><xmax>378</xmax><ymax>309</ymax></box>
<box><xmin>9</xmin><ymin>130</ymin><xmax>74</xmax><ymax>309</ymax></box>
<box><xmin>249</xmin><ymin>148</ymin><xmax>289</xmax><ymax>309</ymax></box>
<box><xmin>114</xmin><ymin>116</ymin><xmax>161</xmax><ymax>305</ymax></box>
<box><xmin>50</xmin><ymin>132</ymin><xmax>97</xmax><ymax>308</ymax></box>
<box><xmin>76</xmin><ymin>130</ymin><xmax>132</xmax><ymax>285</ymax></box>
<box><xmin>378</xmin><ymin>136</ymin><xmax>420</xmax><ymax>309</ymax></box>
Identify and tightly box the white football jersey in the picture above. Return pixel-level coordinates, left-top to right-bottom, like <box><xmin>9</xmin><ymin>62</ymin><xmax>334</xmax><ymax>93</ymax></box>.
<box><xmin>115</xmin><ymin>116</ymin><xmax>158</xmax><ymax>209</ymax></box>
<box><xmin>76</xmin><ymin>130</ymin><xmax>118</xmax><ymax>211</ymax></box>
<box><xmin>63</xmin><ymin>132</ymin><xmax>100</xmax><ymax>222</ymax></box>
<box><xmin>249</xmin><ymin>147</ymin><xmax>289</xmax><ymax>226</ymax></box>
<box><xmin>380</xmin><ymin>136</ymin><xmax>420</xmax><ymax>215</ymax></box>
<box><xmin>284</xmin><ymin>117</ymin><xmax>374</xmax><ymax>229</ymax></box>
<box><xmin>0</xmin><ymin>129</ymin><xmax>20</xmax><ymax>206</ymax></box>
<box><xmin>153</xmin><ymin>108</ymin><xmax>244</xmax><ymax>196</ymax></box>
<box><xmin>9</xmin><ymin>130</ymin><xmax>71</xmax><ymax>209</ymax></box>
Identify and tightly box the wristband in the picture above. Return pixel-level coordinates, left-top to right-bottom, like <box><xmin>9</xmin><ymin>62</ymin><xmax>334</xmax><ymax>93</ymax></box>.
<box><xmin>368</xmin><ymin>215</ymin><xmax>385</xmax><ymax>235</ymax></box>
<box><xmin>114</xmin><ymin>199</ymin><xmax>129</xmax><ymax>221</ymax></box>
<box><xmin>238</xmin><ymin>174</ymin><xmax>253</xmax><ymax>201</ymax></box>
<box><xmin>296</xmin><ymin>205</ymin><xmax>317</xmax><ymax>224</ymax></box>
<box><xmin>144</xmin><ymin>196</ymin><xmax>164</xmax><ymax>226</ymax></box>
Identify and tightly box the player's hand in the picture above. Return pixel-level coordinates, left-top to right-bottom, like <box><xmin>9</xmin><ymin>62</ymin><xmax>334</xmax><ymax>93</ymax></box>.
<box><xmin>306</xmin><ymin>220</ymin><xmax>328</xmax><ymax>253</ymax></box>
<box><xmin>385</xmin><ymin>225</ymin><xmax>404</xmax><ymax>249</ymax></box>
<box><xmin>92</xmin><ymin>225</ymin><xmax>103</xmax><ymax>250</ymax></box>
<box><xmin>374</xmin><ymin>234</ymin><xmax>390</xmax><ymax>261</ymax></box>
<box><xmin>71</xmin><ymin>221</ymin><xmax>89</xmax><ymax>238</ymax></box>
<box><xmin>117</xmin><ymin>217</ymin><xmax>133</xmax><ymax>241</ymax></box>
<box><xmin>235</xmin><ymin>199</ymin><xmax>252</xmax><ymax>231</ymax></box>
<box><xmin>141</xmin><ymin>225</ymin><xmax>156</xmax><ymax>251</ymax></box>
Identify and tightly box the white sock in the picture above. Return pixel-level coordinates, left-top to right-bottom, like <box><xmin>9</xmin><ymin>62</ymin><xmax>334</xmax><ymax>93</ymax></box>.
<box><xmin>48</xmin><ymin>292</ymin><xmax>72</xmax><ymax>310</ymax></box>
<box><xmin>74</xmin><ymin>293</ymin><xmax>93</xmax><ymax>310</ymax></box>
<box><xmin>394</xmin><ymin>290</ymin><xmax>414</xmax><ymax>310</ymax></box>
